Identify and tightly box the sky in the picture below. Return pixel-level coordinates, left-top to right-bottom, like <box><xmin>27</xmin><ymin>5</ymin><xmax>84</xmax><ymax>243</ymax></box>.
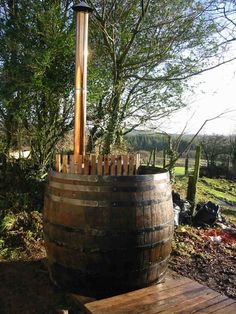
<box><xmin>161</xmin><ymin>52</ymin><xmax>236</xmax><ymax>136</ymax></box>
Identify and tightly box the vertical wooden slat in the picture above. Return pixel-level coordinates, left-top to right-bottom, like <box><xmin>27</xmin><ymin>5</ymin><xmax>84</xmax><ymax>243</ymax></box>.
<box><xmin>55</xmin><ymin>154</ymin><xmax>61</xmax><ymax>172</ymax></box>
<box><xmin>117</xmin><ymin>155</ymin><xmax>122</xmax><ymax>175</ymax></box>
<box><xmin>58</xmin><ymin>154</ymin><xmax>139</xmax><ymax>175</ymax></box>
<box><xmin>91</xmin><ymin>154</ymin><xmax>97</xmax><ymax>175</ymax></box>
<box><xmin>73</xmin><ymin>154</ymin><xmax>78</xmax><ymax>174</ymax></box>
<box><xmin>97</xmin><ymin>155</ymin><xmax>103</xmax><ymax>175</ymax></box>
<box><xmin>84</xmin><ymin>155</ymin><xmax>90</xmax><ymax>175</ymax></box>
<box><xmin>62</xmin><ymin>154</ymin><xmax>68</xmax><ymax>173</ymax></box>
<box><xmin>110</xmin><ymin>155</ymin><xmax>116</xmax><ymax>175</ymax></box>
<box><xmin>129</xmin><ymin>155</ymin><xmax>135</xmax><ymax>175</ymax></box>
<box><xmin>123</xmin><ymin>155</ymin><xmax>128</xmax><ymax>175</ymax></box>
<box><xmin>77</xmin><ymin>155</ymin><xmax>83</xmax><ymax>174</ymax></box>
<box><xmin>135</xmin><ymin>154</ymin><xmax>140</xmax><ymax>174</ymax></box>
<box><xmin>104</xmin><ymin>155</ymin><xmax>109</xmax><ymax>175</ymax></box>
<box><xmin>69</xmin><ymin>155</ymin><xmax>75</xmax><ymax>174</ymax></box>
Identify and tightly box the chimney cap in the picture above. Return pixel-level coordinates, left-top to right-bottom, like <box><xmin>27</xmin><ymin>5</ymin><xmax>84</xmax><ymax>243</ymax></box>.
<box><xmin>72</xmin><ymin>1</ymin><xmax>93</xmax><ymax>13</ymax></box>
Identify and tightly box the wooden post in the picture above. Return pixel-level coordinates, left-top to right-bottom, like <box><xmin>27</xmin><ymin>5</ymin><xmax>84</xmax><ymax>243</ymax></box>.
<box><xmin>187</xmin><ymin>145</ymin><xmax>201</xmax><ymax>213</ymax></box>
<box><xmin>73</xmin><ymin>2</ymin><xmax>93</xmax><ymax>163</ymax></box>
<box><xmin>185</xmin><ymin>154</ymin><xmax>189</xmax><ymax>176</ymax></box>
<box><xmin>163</xmin><ymin>149</ymin><xmax>166</xmax><ymax>168</ymax></box>
<box><xmin>152</xmin><ymin>148</ymin><xmax>156</xmax><ymax>167</ymax></box>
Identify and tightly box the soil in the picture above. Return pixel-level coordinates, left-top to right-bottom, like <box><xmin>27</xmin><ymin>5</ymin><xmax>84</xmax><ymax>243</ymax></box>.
<box><xmin>169</xmin><ymin>225</ymin><xmax>236</xmax><ymax>299</ymax></box>
<box><xmin>0</xmin><ymin>255</ymin><xmax>72</xmax><ymax>314</ymax></box>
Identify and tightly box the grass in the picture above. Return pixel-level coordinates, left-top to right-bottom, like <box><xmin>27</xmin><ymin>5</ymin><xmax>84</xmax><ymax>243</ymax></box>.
<box><xmin>174</xmin><ymin>170</ymin><xmax>236</xmax><ymax>224</ymax></box>
<box><xmin>174</xmin><ymin>166</ymin><xmax>194</xmax><ymax>176</ymax></box>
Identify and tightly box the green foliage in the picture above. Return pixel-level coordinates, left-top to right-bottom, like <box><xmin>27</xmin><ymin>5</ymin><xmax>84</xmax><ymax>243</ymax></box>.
<box><xmin>125</xmin><ymin>132</ymin><xmax>169</xmax><ymax>151</ymax></box>
<box><xmin>0</xmin><ymin>0</ymin><xmax>74</xmax><ymax>177</ymax></box>
<box><xmin>0</xmin><ymin>214</ymin><xmax>17</xmax><ymax>233</ymax></box>
<box><xmin>0</xmin><ymin>208</ymin><xmax>43</xmax><ymax>261</ymax></box>
<box><xmin>1</xmin><ymin>160</ymin><xmax>45</xmax><ymax>214</ymax></box>
<box><xmin>86</xmin><ymin>0</ymin><xmax>227</xmax><ymax>152</ymax></box>
<box><xmin>0</xmin><ymin>158</ymin><xmax>44</xmax><ymax>261</ymax></box>
<box><xmin>0</xmin><ymin>0</ymin><xmax>234</xmax><ymax>158</ymax></box>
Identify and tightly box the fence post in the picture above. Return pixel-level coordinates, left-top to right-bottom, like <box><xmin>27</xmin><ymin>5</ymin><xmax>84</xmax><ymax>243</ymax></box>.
<box><xmin>187</xmin><ymin>145</ymin><xmax>201</xmax><ymax>213</ymax></box>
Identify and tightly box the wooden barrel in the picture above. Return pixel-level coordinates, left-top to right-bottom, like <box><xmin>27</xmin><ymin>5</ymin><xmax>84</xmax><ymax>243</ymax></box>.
<box><xmin>43</xmin><ymin>168</ymin><xmax>174</xmax><ymax>297</ymax></box>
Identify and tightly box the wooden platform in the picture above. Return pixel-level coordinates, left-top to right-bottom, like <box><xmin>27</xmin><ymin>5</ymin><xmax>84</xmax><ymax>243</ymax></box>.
<box><xmin>84</xmin><ymin>273</ymin><xmax>236</xmax><ymax>314</ymax></box>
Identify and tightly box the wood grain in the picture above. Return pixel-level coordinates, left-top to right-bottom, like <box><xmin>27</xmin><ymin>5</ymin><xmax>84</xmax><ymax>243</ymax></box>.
<box><xmin>44</xmin><ymin>169</ymin><xmax>173</xmax><ymax>296</ymax></box>
<box><xmin>85</xmin><ymin>276</ymin><xmax>236</xmax><ymax>314</ymax></box>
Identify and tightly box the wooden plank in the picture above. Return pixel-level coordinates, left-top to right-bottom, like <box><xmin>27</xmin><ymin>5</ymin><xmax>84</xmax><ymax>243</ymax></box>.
<box><xmin>117</xmin><ymin>155</ymin><xmax>122</xmax><ymax>176</ymax></box>
<box><xmin>68</xmin><ymin>293</ymin><xmax>95</xmax><ymax>314</ymax></box>
<box><xmin>159</xmin><ymin>290</ymin><xmax>225</xmax><ymax>314</ymax></box>
<box><xmin>135</xmin><ymin>154</ymin><xmax>140</xmax><ymax>174</ymax></box>
<box><xmin>84</xmin><ymin>155</ymin><xmax>90</xmax><ymax>175</ymax></box>
<box><xmin>123</xmin><ymin>155</ymin><xmax>128</xmax><ymax>175</ymax></box>
<box><xmin>104</xmin><ymin>155</ymin><xmax>109</xmax><ymax>175</ymax></box>
<box><xmin>200</xmin><ymin>298</ymin><xmax>236</xmax><ymax>313</ymax></box>
<box><xmin>187</xmin><ymin>295</ymin><xmax>235</xmax><ymax>314</ymax></box>
<box><xmin>110</xmin><ymin>155</ymin><xmax>116</xmax><ymax>175</ymax></box>
<box><xmin>77</xmin><ymin>155</ymin><xmax>83</xmax><ymax>174</ymax></box>
<box><xmin>85</xmin><ymin>278</ymin><xmax>195</xmax><ymax>314</ymax></box>
<box><xmin>213</xmin><ymin>302</ymin><xmax>236</xmax><ymax>314</ymax></box>
<box><xmin>123</xmin><ymin>286</ymin><xmax>216</xmax><ymax>314</ymax></box>
<box><xmin>129</xmin><ymin>154</ymin><xmax>135</xmax><ymax>175</ymax></box>
<box><xmin>91</xmin><ymin>155</ymin><xmax>97</xmax><ymax>175</ymax></box>
<box><xmin>85</xmin><ymin>275</ymin><xmax>236</xmax><ymax>314</ymax></box>
<box><xmin>69</xmin><ymin>155</ymin><xmax>75</xmax><ymax>174</ymax></box>
<box><xmin>85</xmin><ymin>277</ymin><xmax>192</xmax><ymax>307</ymax></box>
<box><xmin>73</xmin><ymin>155</ymin><xmax>78</xmax><ymax>174</ymax></box>
<box><xmin>62</xmin><ymin>155</ymin><xmax>68</xmax><ymax>173</ymax></box>
<box><xmin>55</xmin><ymin>154</ymin><xmax>61</xmax><ymax>172</ymax></box>
<box><xmin>97</xmin><ymin>155</ymin><xmax>103</xmax><ymax>175</ymax></box>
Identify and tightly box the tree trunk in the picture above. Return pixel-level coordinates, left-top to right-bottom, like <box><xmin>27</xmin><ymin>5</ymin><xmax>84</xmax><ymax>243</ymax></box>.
<box><xmin>102</xmin><ymin>87</ymin><xmax>122</xmax><ymax>154</ymax></box>
<box><xmin>103</xmin><ymin>120</ymin><xmax>117</xmax><ymax>154</ymax></box>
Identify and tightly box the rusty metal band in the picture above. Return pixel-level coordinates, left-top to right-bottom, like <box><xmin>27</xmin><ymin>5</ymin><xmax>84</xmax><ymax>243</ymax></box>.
<box><xmin>48</xmin><ymin>180</ymin><xmax>169</xmax><ymax>193</ymax></box>
<box><xmin>44</xmin><ymin>192</ymin><xmax>172</xmax><ymax>208</ymax></box>
<box><xmin>43</xmin><ymin>218</ymin><xmax>174</xmax><ymax>236</ymax></box>
<box><xmin>44</xmin><ymin>233</ymin><xmax>172</xmax><ymax>252</ymax></box>
<box><xmin>48</xmin><ymin>254</ymin><xmax>170</xmax><ymax>276</ymax></box>
<box><xmin>49</xmin><ymin>170</ymin><xmax>170</xmax><ymax>183</ymax></box>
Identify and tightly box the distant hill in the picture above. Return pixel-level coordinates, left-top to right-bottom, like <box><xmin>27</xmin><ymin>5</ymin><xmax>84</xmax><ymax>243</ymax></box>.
<box><xmin>124</xmin><ymin>130</ymin><xmax>197</xmax><ymax>152</ymax></box>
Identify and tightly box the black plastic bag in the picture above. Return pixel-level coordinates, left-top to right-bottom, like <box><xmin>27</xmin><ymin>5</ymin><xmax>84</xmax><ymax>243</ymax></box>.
<box><xmin>193</xmin><ymin>201</ymin><xmax>220</xmax><ymax>226</ymax></box>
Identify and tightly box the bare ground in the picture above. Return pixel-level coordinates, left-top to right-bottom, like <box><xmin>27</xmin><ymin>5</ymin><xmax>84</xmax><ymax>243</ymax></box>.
<box><xmin>169</xmin><ymin>225</ymin><xmax>236</xmax><ymax>299</ymax></box>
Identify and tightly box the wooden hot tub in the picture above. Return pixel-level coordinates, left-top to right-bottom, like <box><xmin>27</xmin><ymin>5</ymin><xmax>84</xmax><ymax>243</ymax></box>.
<box><xmin>43</xmin><ymin>155</ymin><xmax>174</xmax><ymax>297</ymax></box>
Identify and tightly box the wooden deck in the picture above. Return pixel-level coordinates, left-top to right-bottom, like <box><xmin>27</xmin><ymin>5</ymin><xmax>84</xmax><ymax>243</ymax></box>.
<box><xmin>84</xmin><ymin>273</ymin><xmax>236</xmax><ymax>314</ymax></box>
